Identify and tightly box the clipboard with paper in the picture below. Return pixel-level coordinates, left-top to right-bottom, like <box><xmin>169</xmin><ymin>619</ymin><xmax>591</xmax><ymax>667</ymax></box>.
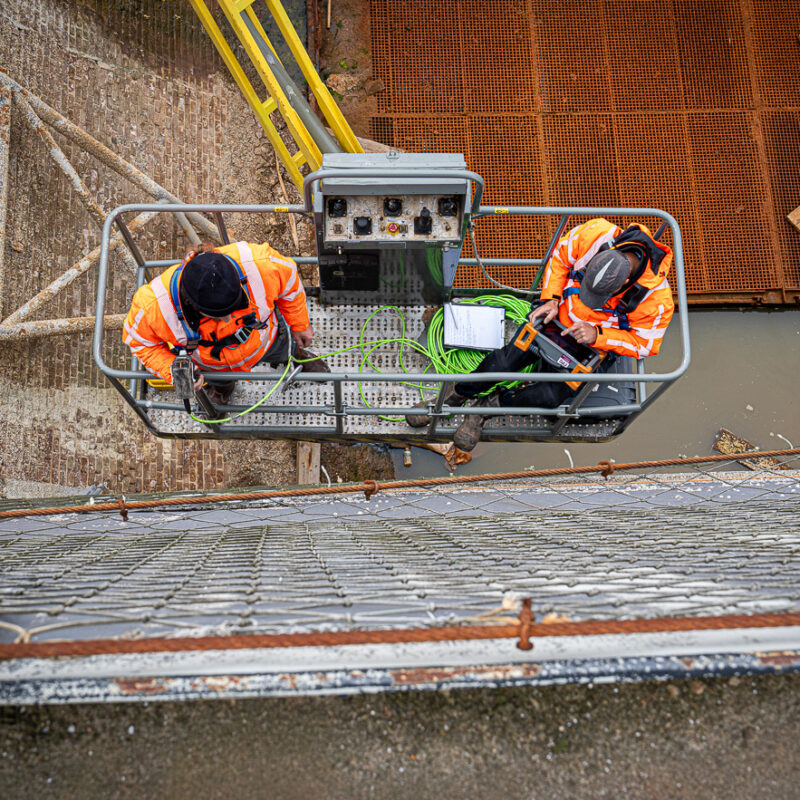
<box><xmin>443</xmin><ymin>303</ymin><xmax>505</xmax><ymax>351</ymax></box>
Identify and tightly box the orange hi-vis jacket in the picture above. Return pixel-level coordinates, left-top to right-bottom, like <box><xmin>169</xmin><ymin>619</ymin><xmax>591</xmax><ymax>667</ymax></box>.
<box><xmin>539</xmin><ymin>218</ymin><xmax>674</xmax><ymax>359</ymax></box>
<box><xmin>124</xmin><ymin>241</ymin><xmax>310</xmax><ymax>384</ymax></box>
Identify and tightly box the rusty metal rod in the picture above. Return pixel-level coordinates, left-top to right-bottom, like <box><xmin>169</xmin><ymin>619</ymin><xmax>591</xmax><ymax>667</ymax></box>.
<box><xmin>0</xmin><ymin>73</ymin><xmax>215</xmax><ymax>242</ymax></box>
<box><xmin>0</xmin><ymin>314</ymin><xmax>125</xmax><ymax>341</ymax></box>
<box><xmin>2</xmin><ymin>611</ymin><xmax>799</xmax><ymax>659</ymax></box>
<box><xmin>0</xmin><ymin>209</ymin><xmax>157</xmax><ymax>326</ymax></box>
<box><xmin>0</xmin><ymin>448</ymin><xmax>798</xmax><ymax>521</ymax></box>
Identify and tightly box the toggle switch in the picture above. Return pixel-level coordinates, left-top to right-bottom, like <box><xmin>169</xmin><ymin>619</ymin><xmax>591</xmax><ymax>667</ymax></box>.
<box><xmin>437</xmin><ymin>196</ymin><xmax>458</xmax><ymax>217</ymax></box>
<box><xmin>384</xmin><ymin>197</ymin><xmax>403</xmax><ymax>216</ymax></box>
<box><xmin>414</xmin><ymin>207</ymin><xmax>432</xmax><ymax>235</ymax></box>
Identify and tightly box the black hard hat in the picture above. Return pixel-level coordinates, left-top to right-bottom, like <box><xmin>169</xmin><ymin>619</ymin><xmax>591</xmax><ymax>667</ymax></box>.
<box><xmin>181</xmin><ymin>253</ymin><xmax>247</xmax><ymax>317</ymax></box>
<box><xmin>579</xmin><ymin>249</ymin><xmax>632</xmax><ymax>309</ymax></box>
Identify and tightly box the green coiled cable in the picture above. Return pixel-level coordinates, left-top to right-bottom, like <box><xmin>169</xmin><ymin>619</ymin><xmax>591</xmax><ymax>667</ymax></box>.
<box><xmin>189</xmin><ymin>295</ymin><xmax>537</xmax><ymax>424</ymax></box>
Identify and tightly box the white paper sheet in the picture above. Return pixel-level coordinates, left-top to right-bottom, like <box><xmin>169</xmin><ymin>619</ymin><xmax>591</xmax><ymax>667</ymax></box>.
<box><xmin>443</xmin><ymin>303</ymin><xmax>505</xmax><ymax>351</ymax></box>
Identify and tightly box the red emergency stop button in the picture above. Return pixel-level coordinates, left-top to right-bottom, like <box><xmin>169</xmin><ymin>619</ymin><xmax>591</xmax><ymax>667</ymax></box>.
<box><xmin>388</xmin><ymin>222</ymin><xmax>399</xmax><ymax>234</ymax></box>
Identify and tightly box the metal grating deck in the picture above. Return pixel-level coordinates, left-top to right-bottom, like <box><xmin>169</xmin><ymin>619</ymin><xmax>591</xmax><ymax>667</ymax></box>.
<box><xmin>367</xmin><ymin>0</ymin><xmax>800</xmax><ymax>304</ymax></box>
<box><xmin>148</xmin><ymin>298</ymin><xmax>621</xmax><ymax>440</ymax></box>
<box><xmin>149</xmin><ymin>299</ymin><xmax>431</xmax><ymax>435</ymax></box>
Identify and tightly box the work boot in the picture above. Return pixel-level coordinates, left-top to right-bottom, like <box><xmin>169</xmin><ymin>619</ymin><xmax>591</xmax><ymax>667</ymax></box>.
<box><xmin>405</xmin><ymin>389</ymin><xmax>468</xmax><ymax>428</ymax></box>
<box><xmin>453</xmin><ymin>394</ymin><xmax>501</xmax><ymax>451</ymax></box>
<box><xmin>295</xmin><ymin>348</ymin><xmax>331</xmax><ymax>374</ymax></box>
<box><xmin>205</xmin><ymin>381</ymin><xmax>237</xmax><ymax>406</ymax></box>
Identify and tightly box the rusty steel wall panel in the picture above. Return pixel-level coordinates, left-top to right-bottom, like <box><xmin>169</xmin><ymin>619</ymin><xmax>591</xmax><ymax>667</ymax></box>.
<box><xmin>460</xmin><ymin>0</ymin><xmax>538</xmax><ymax>114</ymax></box>
<box><xmin>751</xmin><ymin>0</ymin><xmax>800</xmax><ymax>108</ymax></box>
<box><xmin>762</xmin><ymin>109</ymin><xmax>800</xmax><ymax>289</ymax></box>
<box><xmin>532</xmin><ymin>1</ymin><xmax>611</xmax><ymax>113</ymax></box>
<box><xmin>543</xmin><ymin>114</ymin><xmax>621</xmax><ymax>207</ymax></box>
<box><xmin>687</xmin><ymin>111</ymin><xmax>778</xmax><ymax>291</ymax></box>
<box><xmin>674</xmin><ymin>1</ymin><xmax>753</xmax><ymax>109</ymax></box>
<box><xmin>368</xmin><ymin>0</ymin><xmax>800</xmax><ymax>303</ymax></box>
<box><xmin>373</xmin><ymin>2</ymin><xmax>464</xmax><ymax>114</ymax></box>
<box><xmin>605</xmin><ymin>0</ymin><xmax>685</xmax><ymax>112</ymax></box>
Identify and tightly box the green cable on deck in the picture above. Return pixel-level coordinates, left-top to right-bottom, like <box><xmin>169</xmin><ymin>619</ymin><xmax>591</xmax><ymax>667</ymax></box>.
<box><xmin>190</xmin><ymin>295</ymin><xmax>536</xmax><ymax>424</ymax></box>
<box><xmin>423</xmin><ymin>295</ymin><xmax>537</xmax><ymax>391</ymax></box>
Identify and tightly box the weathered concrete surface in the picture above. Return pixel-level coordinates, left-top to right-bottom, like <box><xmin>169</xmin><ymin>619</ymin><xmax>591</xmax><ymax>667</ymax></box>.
<box><xmin>0</xmin><ymin>0</ymin><xmax>391</xmax><ymax>497</ymax></box>
<box><xmin>1</xmin><ymin>675</ymin><xmax>798</xmax><ymax>798</ymax></box>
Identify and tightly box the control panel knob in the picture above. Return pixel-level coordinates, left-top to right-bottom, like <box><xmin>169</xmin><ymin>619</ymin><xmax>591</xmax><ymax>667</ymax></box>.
<box><xmin>414</xmin><ymin>207</ymin><xmax>432</xmax><ymax>235</ymax></box>
<box><xmin>384</xmin><ymin>197</ymin><xmax>403</xmax><ymax>216</ymax></box>
<box><xmin>327</xmin><ymin>197</ymin><xmax>347</xmax><ymax>218</ymax></box>
<box><xmin>437</xmin><ymin>196</ymin><xmax>458</xmax><ymax>217</ymax></box>
<box><xmin>353</xmin><ymin>216</ymin><xmax>372</xmax><ymax>236</ymax></box>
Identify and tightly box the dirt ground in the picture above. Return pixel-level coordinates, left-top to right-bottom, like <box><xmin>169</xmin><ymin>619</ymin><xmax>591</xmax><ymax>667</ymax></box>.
<box><xmin>312</xmin><ymin>0</ymin><xmax>381</xmax><ymax>136</ymax></box>
<box><xmin>0</xmin><ymin>0</ymin><xmax>393</xmax><ymax>500</ymax></box>
<box><xmin>1</xmin><ymin>674</ymin><xmax>798</xmax><ymax>799</ymax></box>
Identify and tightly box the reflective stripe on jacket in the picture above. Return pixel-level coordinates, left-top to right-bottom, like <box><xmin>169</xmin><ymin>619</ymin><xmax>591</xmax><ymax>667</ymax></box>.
<box><xmin>123</xmin><ymin>241</ymin><xmax>309</xmax><ymax>383</ymax></box>
<box><xmin>540</xmin><ymin>218</ymin><xmax>674</xmax><ymax>359</ymax></box>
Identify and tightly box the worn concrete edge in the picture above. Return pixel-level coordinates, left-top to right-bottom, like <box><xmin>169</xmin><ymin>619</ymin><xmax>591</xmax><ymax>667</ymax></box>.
<box><xmin>1</xmin><ymin>652</ymin><xmax>798</xmax><ymax>706</ymax></box>
<box><xmin>1</xmin><ymin>628</ymin><xmax>799</xmax><ymax>704</ymax></box>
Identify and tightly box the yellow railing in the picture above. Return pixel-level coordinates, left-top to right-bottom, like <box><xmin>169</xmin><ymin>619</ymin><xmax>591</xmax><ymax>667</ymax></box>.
<box><xmin>189</xmin><ymin>0</ymin><xmax>363</xmax><ymax>191</ymax></box>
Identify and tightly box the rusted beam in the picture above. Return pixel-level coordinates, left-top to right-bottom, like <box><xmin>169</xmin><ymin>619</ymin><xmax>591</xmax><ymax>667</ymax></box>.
<box><xmin>2</xmin><ymin>610</ymin><xmax>799</xmax><ymax>659</ymax></box>
<box><xmin>0</xmin><ymin>314</ymin><xmax>125</xmax><ymax>341</ymax></box>
<box><xmin>0</xmin><ymin>209</ymin><xmax>157</xmax><ymax>327</ymax></box>
<box><xmin>1</xmin><ymin>450</ymin><xmax>799</xmax><ymax>521</ymax></box>
<box><xmin>0</xmin><ymin>73</ymin><xmax>217</xmax><ymax>243</ymax></box>
<box><xmin>682</xmin><ymin>289</ymin><xmax>800</xmax><ymax>306</ymax></box>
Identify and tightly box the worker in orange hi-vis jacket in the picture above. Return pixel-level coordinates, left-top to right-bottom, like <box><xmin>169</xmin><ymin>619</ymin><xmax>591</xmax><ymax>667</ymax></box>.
<box><xmin>123</xmin><ymin>241</ymin><xmax>329</xmax><ymax>406</ymax></box>
<box><xmin>407</xmin><ymin>218</ymin><xmax>675</xmax><ymax>451</ymax></box>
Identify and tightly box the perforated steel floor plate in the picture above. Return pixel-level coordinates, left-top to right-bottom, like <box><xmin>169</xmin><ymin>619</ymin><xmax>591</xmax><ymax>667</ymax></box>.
<box><xmin>146</xmin><ymin>299</ymin><xmax>621</xmax><ymax>440</ymax></box>
<box><xmin>148</xmin><ymin>299</ymin><xmax>431</xmax><ymax>436</ymax></box>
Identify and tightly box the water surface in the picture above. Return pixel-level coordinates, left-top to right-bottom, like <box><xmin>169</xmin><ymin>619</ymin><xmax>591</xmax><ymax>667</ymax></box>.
<box><xmin>392</xmin><ymin>310</ymin><xmax>800</xmax><ymax>476</ymax></box>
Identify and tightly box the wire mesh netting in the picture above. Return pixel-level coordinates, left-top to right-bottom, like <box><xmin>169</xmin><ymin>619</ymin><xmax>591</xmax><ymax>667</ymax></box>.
<box><xmin>2</xmin><ymin>455</ymin><xmax>799</xmax><ymax>645</ymax></box>
<box><xmin>368</xmin><ymin>0</ymin><xmax>800</xmax><ymax>300</ymax></box>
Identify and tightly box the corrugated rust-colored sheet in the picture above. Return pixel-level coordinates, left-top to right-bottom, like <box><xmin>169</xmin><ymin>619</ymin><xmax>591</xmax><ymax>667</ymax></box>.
<box><xmin>368</xmin><ymin>0</ymin><xmax>800</xmax><ymax>303</ymax></box>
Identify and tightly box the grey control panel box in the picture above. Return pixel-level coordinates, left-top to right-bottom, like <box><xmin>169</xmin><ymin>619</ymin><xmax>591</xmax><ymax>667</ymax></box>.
<box><xmin>312</xmin><ymin>152</ymin><xmax>473</xmax><ymax>305</ymax></box>
<box><xmin>314</xmin><ymin>152</ymin><xmax>471</xmax><ymax>249</ymax></box>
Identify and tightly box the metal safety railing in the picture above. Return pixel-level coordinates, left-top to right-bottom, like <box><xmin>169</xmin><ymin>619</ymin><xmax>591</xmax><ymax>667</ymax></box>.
<box><xmin>188</xmin><ymin>0</ymin><xmax>362</xmax><ymax>190</ymax></box>
<box><xmin>93</xmin><ymin>190</ymin><xmax>689</xmax><ymax>442</ymax></box>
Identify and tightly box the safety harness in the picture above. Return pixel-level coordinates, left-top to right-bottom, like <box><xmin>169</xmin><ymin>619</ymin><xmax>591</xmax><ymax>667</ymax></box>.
<box><xmin>168</xmin><ymin>254</ymin><xmax>269</xmax><ymax>360</ymax></box>
<box><xmin>562</xmin><ymin>226</ymin><xmax>669</xmax><ymax>331</ymax></box>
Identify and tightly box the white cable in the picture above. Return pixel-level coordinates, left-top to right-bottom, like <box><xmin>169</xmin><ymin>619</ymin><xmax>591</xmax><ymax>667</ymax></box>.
<box><xmin>320</xmin><ymin>464</ymin><xmax>332</xmax><ymax>488</ymax></box>
<box><xmin>469</xmin><ymin>225</ymin><xmax>535</xmax><ymax>298</ymax></box>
